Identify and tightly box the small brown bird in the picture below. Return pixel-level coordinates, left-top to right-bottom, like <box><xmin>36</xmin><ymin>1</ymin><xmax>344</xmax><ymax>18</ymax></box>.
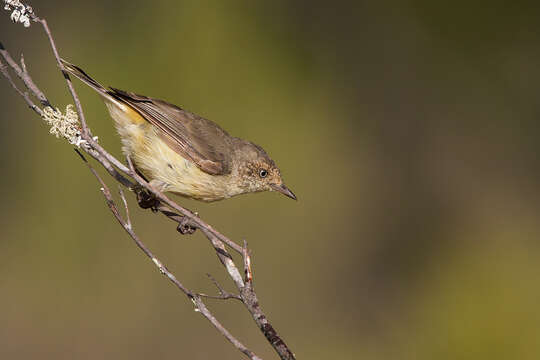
<box><xmin>61</xmin><ymin>60</ymin><xmax>296</xmax><ymax>202</ymax></box>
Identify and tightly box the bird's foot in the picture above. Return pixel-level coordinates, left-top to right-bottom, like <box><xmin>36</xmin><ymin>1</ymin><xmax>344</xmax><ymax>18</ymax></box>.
<box><xmin>177</xmin><ymin>215</ymin><xmax>198</xmax><ymax>235</ymax></box>
<box><xmin>132</xmin><ymin>185</ymin><xmax>160</xmax><ymax>212</ymax></box>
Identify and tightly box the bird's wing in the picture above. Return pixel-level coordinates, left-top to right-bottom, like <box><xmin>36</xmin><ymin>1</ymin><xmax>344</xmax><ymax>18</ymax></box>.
<box><xmin>109</xmin><ymin>88</ymin><xmax>233</xmax><ymax>175</ymax></box>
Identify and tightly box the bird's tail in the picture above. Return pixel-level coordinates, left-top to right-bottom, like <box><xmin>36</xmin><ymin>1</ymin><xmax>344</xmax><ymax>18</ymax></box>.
<box><xmin>60</xmin><ymin>59</ymin><xmax>108</xmax><ymax>97</ymax></box>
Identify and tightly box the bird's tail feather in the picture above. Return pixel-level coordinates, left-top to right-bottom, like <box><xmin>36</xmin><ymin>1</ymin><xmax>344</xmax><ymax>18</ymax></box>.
<box><xmin>60</xmin><ymin>59</ymin><xmax>108</xmax><ymax>96</ymax></box>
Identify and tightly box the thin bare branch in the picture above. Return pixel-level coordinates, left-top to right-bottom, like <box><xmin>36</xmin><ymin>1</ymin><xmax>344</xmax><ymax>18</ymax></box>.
<box><xmin>76</xmin><ymin>150</ymin><xmax>261</xmax><ymax>360</ymax></box>
<box><xmin>2</xmin><ymin>6</ymin><xmax>297</xmax><ymax>359</ymax></box>
<box><xmin>31</xmin><ymin>16</ymin><xmax>89</xmax><ymax>136</ymax></box>
<box><xmin>0</xmin><ymin>57</ymin><xmax>42</xmax><ymax>115</ymax></box>
<box><xmin>0</xmin><ymin>41</ymin><xmax>50</xmax><ymax>107</ymax></box>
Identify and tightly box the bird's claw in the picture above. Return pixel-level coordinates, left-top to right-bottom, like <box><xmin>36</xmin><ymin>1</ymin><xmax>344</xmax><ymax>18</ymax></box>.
<box><xmin>133</xmin><ymin>185</ymin><xmax>160</xmax><ymax>211</ymax></box>
<box><xmin>177</xmin><ymin>215</ymin><xmax>197</xmax><ymax>235</ymax></box>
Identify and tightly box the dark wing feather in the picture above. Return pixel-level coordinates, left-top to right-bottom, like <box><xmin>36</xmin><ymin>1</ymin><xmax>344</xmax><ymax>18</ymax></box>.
<box><xmin>109</xmin><ymin>88</ymin><xmax>233</xmax><ymax>175</ymax></box>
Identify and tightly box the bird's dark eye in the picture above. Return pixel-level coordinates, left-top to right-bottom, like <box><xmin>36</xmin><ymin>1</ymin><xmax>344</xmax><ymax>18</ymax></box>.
<box><xmin>259</xmin><ymin>169</ymin><xmax>268</xmax><ymax>178</ymax></box>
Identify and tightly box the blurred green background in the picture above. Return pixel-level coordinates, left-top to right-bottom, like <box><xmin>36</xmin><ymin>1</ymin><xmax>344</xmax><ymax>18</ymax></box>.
<box><xmin>1</xmin><ymin>1</ymin><xmax>540</xmax><ymax>359</ymax></box>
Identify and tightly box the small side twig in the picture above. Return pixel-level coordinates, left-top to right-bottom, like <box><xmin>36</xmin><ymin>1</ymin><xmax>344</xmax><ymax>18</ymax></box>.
<box><xmin>118</xmin><ymin>187</ymin><xmax>132</xmax><ymax>230</ymax></box>
<box><xmin>0</xmin><ymin>57</ymin><xmax>42</xmax><ymax>115</ymax></box>
<box><xmin>198</xmin><ymin>274</ymin><xmax>242</xmax><ymax>301</ymax></box>
<box><xmin>0</xmin><ymin>41</ymin><xmax>50</xmax><ymax>107</ymax></box>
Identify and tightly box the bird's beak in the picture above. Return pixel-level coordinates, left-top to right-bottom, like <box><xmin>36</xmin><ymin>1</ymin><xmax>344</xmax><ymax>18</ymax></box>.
<box><xmin>270</xmin><ymin>183</ymin><xmax>297</xmax><ymax>200</ymax></box>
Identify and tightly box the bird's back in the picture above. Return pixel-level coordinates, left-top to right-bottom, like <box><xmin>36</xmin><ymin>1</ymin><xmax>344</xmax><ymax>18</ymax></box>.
<box><xmin>109</xmin><ymin>88</ymin><xmax>235</xmax><ymax>176</ymax></box>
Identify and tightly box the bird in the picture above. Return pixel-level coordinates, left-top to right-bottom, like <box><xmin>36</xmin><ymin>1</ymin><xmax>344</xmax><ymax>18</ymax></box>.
<box><xmin>61</xmin><ymin>59</ymin><xmax>296</xmax><ymax>203</ymax></box>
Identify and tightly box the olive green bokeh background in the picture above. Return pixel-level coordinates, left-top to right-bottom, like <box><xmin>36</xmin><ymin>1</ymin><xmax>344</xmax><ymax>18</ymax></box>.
<box><xmin>2</xmin><ymin>1</ymin><xmax>540</xmax><ymax>359</ymax></box>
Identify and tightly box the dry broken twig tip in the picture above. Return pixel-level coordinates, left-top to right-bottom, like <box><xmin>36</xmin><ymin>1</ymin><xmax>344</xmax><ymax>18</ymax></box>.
<box><xmin>243</xmin><ymin>240</ymin><xmax>254</xmax><ymax>283</ymax></box>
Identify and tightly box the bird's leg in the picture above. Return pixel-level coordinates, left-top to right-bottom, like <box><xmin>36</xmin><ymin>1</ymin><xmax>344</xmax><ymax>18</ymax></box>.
<box><xmin>128</xmin><ymin>164</ymin><xmax>160</xmax><ymax>211</ymax></box>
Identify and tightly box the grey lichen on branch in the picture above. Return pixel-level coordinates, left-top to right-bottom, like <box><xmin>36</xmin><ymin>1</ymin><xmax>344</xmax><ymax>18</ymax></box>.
<box><xmin>3</xmin><ymin>0</ymin><xmax>33</xmax><ymax>27</ymax></box>
<box><xmin>42</xmin><ymin>105</ymin><xmax>99</xmax><ymax>148</ymax></box>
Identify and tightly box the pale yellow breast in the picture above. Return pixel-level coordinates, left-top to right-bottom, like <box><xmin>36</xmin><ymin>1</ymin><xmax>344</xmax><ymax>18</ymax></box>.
<box><xmin>104</xmin><ymin>99</ymin><xmax>241</xmax><ymax>201</ymax></box>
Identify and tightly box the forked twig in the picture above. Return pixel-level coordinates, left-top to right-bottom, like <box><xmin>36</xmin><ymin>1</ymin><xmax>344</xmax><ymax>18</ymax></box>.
<box><xmin>197</xmin><ymin>273</ymin><xmax>242</xmax><ymax>301</ymax></box>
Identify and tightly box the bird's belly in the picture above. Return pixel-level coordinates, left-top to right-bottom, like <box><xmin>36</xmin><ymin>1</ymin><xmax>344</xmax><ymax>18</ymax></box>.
<box><xmin>139</xmin><ymin>141</ymin><xmax>225</xmax><ymax>201</ymax></box>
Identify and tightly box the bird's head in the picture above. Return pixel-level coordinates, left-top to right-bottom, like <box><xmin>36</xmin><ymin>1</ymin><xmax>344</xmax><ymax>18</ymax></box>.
<box><xmin>233</xmin><ymin>140</ymin><xmax>296</xmax><ymax>200</ymax></box>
